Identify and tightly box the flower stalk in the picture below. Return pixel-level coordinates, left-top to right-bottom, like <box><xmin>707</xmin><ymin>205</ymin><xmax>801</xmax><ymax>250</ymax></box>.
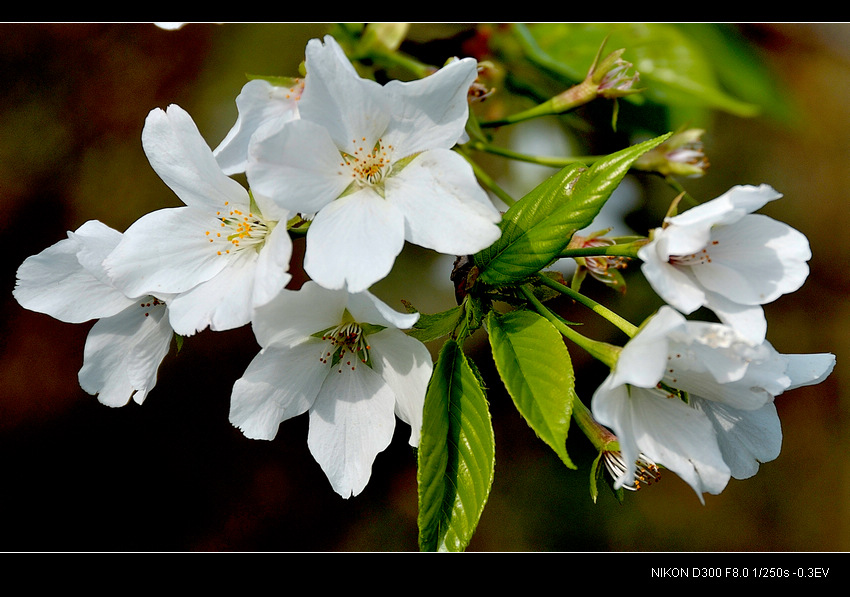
<box><xmin>533</xmin><ymin>274</ymin><xmax>639</xmax><ymax>338</ymax></box>
<box><xmin>559</xmin><ymin>239</ymin><xmax>647</xmax><ymax>260</ymax></box>
<box><xmin>520</xmin><ymin>285</ymin><xmax>622</xmax><ymax>368</ymax></box>
<box><xmin>481</xmin><ymin>29</ymin><xmax>640</xmax><ymax>128</ymax></box>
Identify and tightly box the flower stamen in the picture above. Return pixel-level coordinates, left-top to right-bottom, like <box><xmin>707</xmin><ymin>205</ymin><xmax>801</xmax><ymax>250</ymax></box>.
<box><xmin>139</xmin><ymin>297</ymin><xmax>166</xmax><ymax>318</ymax></box>
<box><xmin>341</xmin><ymin>137</ymin><xmax>394</xmax><ymax>189</ymax></box>
<box><xmin>603</xmin><ymin>451</ymin><xmax>662</xmax><ymax>491</ymax></box>
<box><xmin>669</xmin><ymin>240</ymin><xmax>720</xmax><ymax>266</ymax></box>
<box><xmin>205</xmin><ymin>201</ymin><xmax>271</xmax><ymax>257</ymax></box>
<box><xmin>319</xmin><ymin>321</ymin><xmax>373</xmax><ymax>372</ymax></box>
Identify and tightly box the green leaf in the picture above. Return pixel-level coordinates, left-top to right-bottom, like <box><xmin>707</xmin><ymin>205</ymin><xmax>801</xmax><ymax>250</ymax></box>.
<box><xmin>404</xmin><ymin>304</ymin><xmax>464</xmax><ymax>343</ymax></box>
<box><xmin>474</xmin><ymin>134</ymin><xmax>669</xmax><ymax>286</ymax></box>
<box><xmin>672</xmin><ymin>23</ymin><xmax>800</xmax><ymax>126</ymax></box>
<box><xmin>486</xmin><ymin>309</ymin><xmax>576</xmax><ymax>468</ymax></box>
<box><xmin>417</xmin><ymin>339</ymin><xmax>495</xmax><ymax>552</ymax></box>
<box><xmin>474</xmin><ymin>162</ymin><xmax>584</xmax><ymax>285</ymax></box>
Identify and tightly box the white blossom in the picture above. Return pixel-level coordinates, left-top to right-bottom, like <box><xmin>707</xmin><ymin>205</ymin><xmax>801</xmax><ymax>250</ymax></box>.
<box><xmin>246</xmin><ymin>35</ymin><xmax>502</xmax><ymax>293</ymax></box>
<box><xmin>14</xmin><ymin>220</ymin><xmax>174</xmax><ymax>407</ymax></box>
<box><xmin>592</xmin><ymin>306</ymin><xmax>835</xmax><ymax>501</ymax></box>
<box><xmin>229</xmin><ymin>281</ymin><xmax>433</xmax><ymax>498</ymax></box>
<box><xmin>213</xmin><ymin>78</ymin><xmax>303</xmax><ymax>175</ymax></box>
<box><xmin>638</xmin><ymin>184</ymin><xmax>811</xmax><ymax>343</ymax></box>
<box><xmin>103</xmin><ymin>104</ymin><xmax>292</xmax><ymax>336</ymax></box>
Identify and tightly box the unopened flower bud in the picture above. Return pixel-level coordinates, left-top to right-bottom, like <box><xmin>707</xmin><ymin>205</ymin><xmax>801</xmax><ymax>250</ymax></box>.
<box><xmin>568</xmin><ymin>229</ymin><xmax>630</xmax><ymax>293</ymax></box>
<box><xmin>361</xmin><ymin>22</ymin><xmax>410</xmax><ymax>53</ymax></box>
<box><xmin>635</xmin><ymin>128</ymin><xmax>709</xmax><ymax>177</ymax></box>
<box><xmin>592</xmin><ymin>49</ymin><xmax>641</xmax><ymax>99</ymax></box>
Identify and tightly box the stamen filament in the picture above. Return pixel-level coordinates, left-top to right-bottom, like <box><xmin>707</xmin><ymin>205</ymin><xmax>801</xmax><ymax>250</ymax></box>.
<box><xmin>318</xmin><ymin>321</ymin><xmax>373</xmax><ymax>372</ymax></box>
<box><xmin>204</xmin><ymin>204</ymin><xmax>271</xmax><ymax>257</ymax></box>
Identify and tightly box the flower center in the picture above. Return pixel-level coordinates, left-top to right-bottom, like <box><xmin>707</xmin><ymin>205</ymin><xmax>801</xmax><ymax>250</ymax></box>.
<box><xmin>204</xmin><ymin>201</ymin><xmax>271</xmax><ymax>257</ymax></box>
<box><xmin>318</xmin><ymin>321</ymin><xmax>373</xmax><ymax>373</ymax></box>
<box><xmin>668</xmin><ymin>240</ymin><xmax>720</xmax><ymax>267</ymax></box>
<box><xmin>341</xmin><ymin>137</ymin><xmax>394</xmax><ymax>189</ymax></box>
<box><xmin>138</xmin><ymin>297</ymin><xmax>166</xmax><ymax>318</ymax></box>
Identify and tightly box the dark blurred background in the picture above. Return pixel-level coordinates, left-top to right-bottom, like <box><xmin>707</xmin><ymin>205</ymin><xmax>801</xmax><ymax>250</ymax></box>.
<box><xmin>0</xmin><ymin>23</ymin><xmax>847</xmax><ymax>552</ymax></box>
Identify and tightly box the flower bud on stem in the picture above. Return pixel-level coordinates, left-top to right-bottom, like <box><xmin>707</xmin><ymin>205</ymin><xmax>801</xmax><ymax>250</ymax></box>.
<box><xmin>481</xmin><ymin>34</ymin><xmax>640</xmax><ymax>128</ymax></box>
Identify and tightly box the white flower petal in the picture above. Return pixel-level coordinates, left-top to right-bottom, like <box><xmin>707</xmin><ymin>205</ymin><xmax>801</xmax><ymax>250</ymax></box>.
<box><xmin>701</xmin><ymin>290</ymin><xmax>767</xmax><ymax>345</ymax></box>
<box><xmin>304</xmin><ymin>189</ymin><xmax>405</xmax><ymax>292</ymax></box>
<box><xmin>784</xmin><ymin>352</ymin><xmax>836</xmax><ymax>390</ymax></box>
<box><xmin>166</xmin><ymin>250</ymin><xmax>258</xmax><ymax>335</ymax></box>
<box><xmin>251</xmin><ymin>222</ymin><xmax>293</xmax><ymax>309</ymax></box>
<box><xmin>593</xmin><ymin>383</ymin><xmax>730</xmax><ymax>500</ymax></box>
<box><xmin>715</xmin><ymin>184</ymin><xmax>783</xmax><ymax>222</ymax></box>
<box><xmin>383</xmin><ymin>57</ymin><xmax>479</xmax><ymax>155</ymax></box>
<box><xmin>78</xmin><ymin>299</ymin><xmax>172</xmax><ymax>407</ymax></box>
<box><xmin>672</xmin><ymin>320</ymin><xmax>769</xmax><ymax>384</ymax></box>
<box><xmin>68</xmin><ymin>220</ymin><xmax>125</xmax><ymax>285</ymax></box>
<box><xmin>229</xmin><ymin>342</ymin><xmax>327</xmax><ymax>440</ymax></box>
<box><xmin>693</xmin><ymin>397</ymin><xmax>781</xmax><ymax>480</ymax></box>
<box><xmin>251</xmin><ymin>281</ymin><xmax>348</xmax><ymax>349</ymax></box>
<box><xmin>388</xmin><ymin>149</ymin><xmax>502</xmax><ymax>255</ymax></box>
<box><xmin>299</xmin><ymin>36</ymin><xmax>390</xmax><ymax>152</ymax></box>
<box><xmin>14</xmin><ymin>229</ymin><xmax>135</xmax><ymax>323</ymax></box>
<box><xmin>612</xmin><ymin>306</ymin><xmax>685</xmax><ymax>389</ymax></box>
<box><xmin>307</xmin><ymin>363</ymin><xmax>396</xmax><ymax>498</ymax></box>
<box><xmin>346</xmin><ymin>289</ymin><xmax>419</xmax><ymax>330</ymax></box>
<box><xmin>369</xmin><ymin>329</ymin><xmax>432</xmax><ymax>446</ymax></box>
<box><xmin>213</xmin><ymin>78</ymin><xmax>301</xmax><ymax>175</ymax></box>
<box><xmin>142</xmin><ymin>105</ymin><xmax>249</xmax><ymax>209</ymax></box>
<box><xmin>638</xmin><ymin>246</ymin><xmax>706</xmax><ymax>313</ymax></box>
<box><xmin>247</xmin><ymin>118</ymin><xmax>352</xmax><ymax>215</ymax></box>
<box><xmin>104</xmin><ymin>206</ymin><xmax>231</xmax><ymax>298</ymax></box>
<box><xmin>690</xmin><ymin>214</ymin><xmax>810</xmax><ymax>305</ymax></box>
<box><xmin>668</xmin><ymin>184</ymin><xmax>780</xmax><ymax>230</ymax></box>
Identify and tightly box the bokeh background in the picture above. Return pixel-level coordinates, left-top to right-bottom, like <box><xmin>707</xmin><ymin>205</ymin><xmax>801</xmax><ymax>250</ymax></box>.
<box><xmin>1</xmin><ymin>22</ymin><xmax>847</xmax><ymax>552</ymax></box>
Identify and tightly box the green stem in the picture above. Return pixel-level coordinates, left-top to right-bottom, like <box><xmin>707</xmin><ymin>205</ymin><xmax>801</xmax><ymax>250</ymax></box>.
<box><xmin>571</xmin><ymin>397</ymin><xmax>618</xmax><ymax>451</ymax></box>
<box><xmin>367</xmin><ymin>48</ymin><xmax>433</xmax><ymax>79</ymax></box>
<box><xmin>559</xmin><ymin>241</ymin><xmax>646</xmax><ymax>260</ymax></box>
<box><xmin>520</xmin><ymin>285</ymin><xmax>621</xmax><ymax>368</ymax></box>
<box><xmin>466</xmin><ymin>139</ymin><xmax>595</xmax><ymax>168</ymax></box>
<box><xmin>479</xmin><ymin>83</ymin><xmax>599</xmax><ymax>128</ymax></box>
<box><xmin>479</xmin><ymin>101</ymin><xmax>559</xmax><ymax>128</ymax></box>
<box><xmin>534</xmin><ymin>274</ymin><xmax>638</xmax><ymax>338</ymax></box>
<box><xmin>457</xmin><ymin>148</ymin><xmax>516</xmax><ymax>207</ymax></box>
<box><xmin>663</xmin><ymin>175</ymin><xmax>701</xmax><ymax>209</ymax></box>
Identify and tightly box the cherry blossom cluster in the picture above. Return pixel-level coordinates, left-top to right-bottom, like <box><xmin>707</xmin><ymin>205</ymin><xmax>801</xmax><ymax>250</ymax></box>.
<box><xmin>12</xmin><ymin>31</ymin><xmax>836</xmax><ymax>513</ymax></box>
<box><xmin>593</xmin><ymin>185</ymin><xmax>835</xmax><ymax>499</ymax></box>
<box><xmin>13</xmin><ymin>36</ymin><xmax>501</xmax><ymax>498</ymax></box>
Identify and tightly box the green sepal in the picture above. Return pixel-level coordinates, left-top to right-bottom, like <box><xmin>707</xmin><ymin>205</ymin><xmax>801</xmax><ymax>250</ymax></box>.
<box><xmin>590</xmin><ymin>451</ymin><xmax>627</xmax><ymax>504</ymax></box>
